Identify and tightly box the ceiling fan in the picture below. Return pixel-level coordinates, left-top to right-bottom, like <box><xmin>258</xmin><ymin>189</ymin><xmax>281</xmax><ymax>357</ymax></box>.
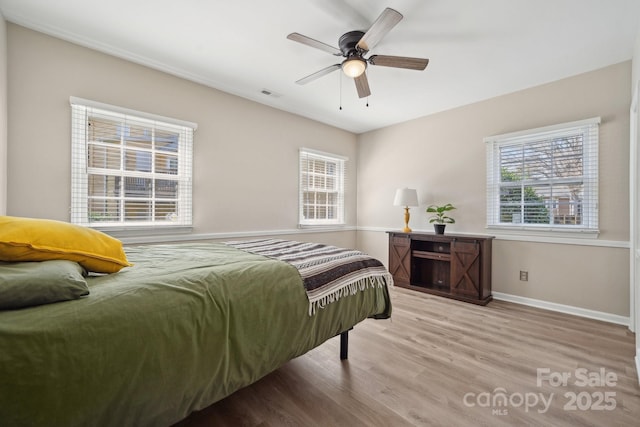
<box><xmin>287</xmin><ymin>7</ymin><xmax>429</xmax><ymax>99</ymax></box>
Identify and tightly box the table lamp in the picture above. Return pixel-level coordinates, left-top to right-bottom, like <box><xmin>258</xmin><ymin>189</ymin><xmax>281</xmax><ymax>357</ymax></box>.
<box><xmin>393</xmin><ymin>188</ymin><xmax>419</xmax><ymax>233</ymax></box>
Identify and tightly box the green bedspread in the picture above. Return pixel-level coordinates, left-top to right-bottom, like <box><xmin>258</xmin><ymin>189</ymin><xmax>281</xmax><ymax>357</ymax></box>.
<box><xmin>0</xmin><ymin>242</ymin><xmax>391</xmax><ymax>427</ymax></box>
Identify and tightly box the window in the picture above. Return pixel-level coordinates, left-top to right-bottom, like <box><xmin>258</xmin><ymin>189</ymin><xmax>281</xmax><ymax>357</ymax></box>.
<box><xmin>485</xmin><ymin>117</ymin><xmax>600</xmax><ymax>234</ymax></box>
<box><xmin>70</xmin><ymin>97</ymin><xmax>196</xmax><ymax>230</ymax></box>
<box><xmin>299</xmin><ymin>148</ymin><xmax>346</xmax><ymax>226</ymax></box>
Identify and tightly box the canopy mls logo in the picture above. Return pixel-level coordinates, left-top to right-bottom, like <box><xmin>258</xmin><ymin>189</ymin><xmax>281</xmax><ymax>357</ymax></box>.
<box><xmin>463</xmin><ymin>367</ymin><xmax>618</xmax><ymax>416</ymax></box>
<box><xmin>462</xmin><ymin>388</ymin><xmax>553</xmax><ymax>415</ymax></box>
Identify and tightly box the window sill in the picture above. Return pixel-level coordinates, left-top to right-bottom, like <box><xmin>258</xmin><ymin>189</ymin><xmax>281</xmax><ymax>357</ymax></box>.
<box><xmin>487</xmin><ymin>225</ymin><xmax>599</xmax><ymax>239</ymax></box>
<box><xmin>484</xmin><ymin>226</ymin><xmax>633</xmax><ymax>248</ymax></box>
<box><xmin>298</xmin><ymin>223</ymin><xmax>351</xmax><ymax>231</ymax></box>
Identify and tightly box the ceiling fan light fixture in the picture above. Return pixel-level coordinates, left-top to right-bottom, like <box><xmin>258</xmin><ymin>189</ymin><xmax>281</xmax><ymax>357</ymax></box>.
<box><xmin>342</xmin><ymin>57</ymin><xmax>366</xmax><ymax>78</ymax></box>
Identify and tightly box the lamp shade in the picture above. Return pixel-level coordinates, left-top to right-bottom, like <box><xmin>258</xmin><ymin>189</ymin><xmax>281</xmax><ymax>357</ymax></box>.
<box><xmin>393</xmin><ymin>188</ymin><xmax>418</xmax><ymax>207</ymax></box>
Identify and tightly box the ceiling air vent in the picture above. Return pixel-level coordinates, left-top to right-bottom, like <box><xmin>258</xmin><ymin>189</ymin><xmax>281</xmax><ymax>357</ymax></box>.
<box><xmin>260</xmin><ymin>89</ymin><xmax>282</xmax><ymax>98</ymax></box>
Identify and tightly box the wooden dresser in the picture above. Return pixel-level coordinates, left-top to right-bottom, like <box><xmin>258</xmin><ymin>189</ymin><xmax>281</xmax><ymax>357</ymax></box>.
<box><xmin>387</xmin><ymin>231</ymin><xmax>494</xmax><ymax>305</ymax></box>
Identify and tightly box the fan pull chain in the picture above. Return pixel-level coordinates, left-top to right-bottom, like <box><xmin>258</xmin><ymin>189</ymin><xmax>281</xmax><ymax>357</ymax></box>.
<box><xmin>339</xmin><ymin>73</ymin><xmax>343</xmax><ymax>110</ymax></box>
<box><xmin>366</xmin><ymin>96</ymin><xmax>369</xmax><ymax>107</ymax></box>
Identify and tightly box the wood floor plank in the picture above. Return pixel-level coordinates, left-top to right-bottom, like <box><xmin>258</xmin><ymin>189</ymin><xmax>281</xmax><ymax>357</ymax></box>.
<box><xmin>175</xmin><ymin>288</ymin><xmax>640</xmax><ymax>426</ymax></box>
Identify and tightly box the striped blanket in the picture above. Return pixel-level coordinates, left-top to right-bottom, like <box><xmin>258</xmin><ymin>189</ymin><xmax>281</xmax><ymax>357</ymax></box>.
<box><xmin>225</xmin><ymin>239</ymin><xmax>393</xmax><ymax>315</ymax></box>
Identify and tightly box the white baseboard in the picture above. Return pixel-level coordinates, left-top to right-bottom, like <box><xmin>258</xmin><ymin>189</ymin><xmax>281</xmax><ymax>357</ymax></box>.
<box><xmin>636</xmin><ymin>354</ymin><xmax>640</xmax><ymax>385</ymax></box>
<box><xmin>492</xmin><ymin>291</ymin><xmax>630</xmax><ymax>326</ymax></box>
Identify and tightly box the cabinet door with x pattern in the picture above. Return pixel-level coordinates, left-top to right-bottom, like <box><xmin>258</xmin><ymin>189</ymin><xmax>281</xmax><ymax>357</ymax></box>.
<box><xmin>388</xmin><ymin>234</ymin><xmax>411</xmax><ymax>286</ymax></box>
<box><xmin>450</xmin><ymin>240</ymin><xmax>481</xmax><ymax>298</ymax></box>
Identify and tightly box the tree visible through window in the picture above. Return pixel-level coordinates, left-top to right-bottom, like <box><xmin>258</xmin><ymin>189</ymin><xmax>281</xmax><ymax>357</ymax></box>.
<box><xmin>486</xmin><ymin>118</ymin><xmax>599</xmax><ymax>233</ymax></box>
<box><xmin>499</xmin><ymin>168</ymin><xmax>550</xmax><ymax>224</ymax></box>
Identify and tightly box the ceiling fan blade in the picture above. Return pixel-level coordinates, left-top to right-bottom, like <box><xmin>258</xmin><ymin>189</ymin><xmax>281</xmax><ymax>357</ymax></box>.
<box><xmin>356</xmin><ymin>8</ymin><xmax>403</xmax><ymax>52</ymax></box>
<box><xmin>354</xmin><ymin>72</ymin><xmax>371</xmax><ymax>98</ymax></box>
<box><xmin>287</xmin><ymin>33</ymin><xmax>342</xmax><ymax>56</ymax></box>
<box><xmin>295</xmin><ymin>64</ymin><xmax>341</xmax><ymax>85</ymax></box>
<box><xmin>369</xmin><ymin>55</ymin><xmax>429</xmax><ymax>70</ymax></box>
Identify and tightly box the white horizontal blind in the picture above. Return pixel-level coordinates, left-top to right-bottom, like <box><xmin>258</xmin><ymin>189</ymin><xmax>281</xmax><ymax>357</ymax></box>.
<box><xmin>71</xmin><ymin>100</ymin><xmax>195</xmax><ymax>229</ymax></box>
<box><xmin>486</xmin><ymin>118</ymin><xmax>599</xmax><ymax>233</ymax></box>
<box><xmin>299</xmin><ymin>148</ymin><xmax>346</xmax><ymax>226</ymax></box>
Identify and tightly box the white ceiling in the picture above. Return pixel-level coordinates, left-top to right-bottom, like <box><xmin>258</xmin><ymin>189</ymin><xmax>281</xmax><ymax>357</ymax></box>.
<box><xmin>1</xmin><ymin>0</ymin><xmax>639</xmax><ymax>134</ymax></box>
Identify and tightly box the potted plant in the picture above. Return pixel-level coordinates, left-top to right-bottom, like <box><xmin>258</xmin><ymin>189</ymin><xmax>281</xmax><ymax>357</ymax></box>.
<box><xmin>426</xmin><ymin>203</ymin><xmax>456</xmax><ymax>234</ymax></box>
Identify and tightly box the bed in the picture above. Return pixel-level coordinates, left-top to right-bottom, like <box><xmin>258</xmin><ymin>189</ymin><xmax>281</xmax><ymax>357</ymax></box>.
<box><xmin>0</xmin><ymin>235</ymin><xmax>392</xmax><ymax>427</ymax></box>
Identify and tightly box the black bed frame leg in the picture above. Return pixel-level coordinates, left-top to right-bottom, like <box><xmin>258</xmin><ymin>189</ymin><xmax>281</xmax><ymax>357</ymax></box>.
<box><xmin>340</xmin><ymin>328</ymin><xmax>352</xmax><ymax>360</ymax></box>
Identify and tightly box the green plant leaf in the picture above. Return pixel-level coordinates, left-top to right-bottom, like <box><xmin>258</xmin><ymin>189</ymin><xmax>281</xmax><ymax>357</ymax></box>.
<box><xmin>425</xmin><ymin>203</ymin><xmax>456</xmax><ymax>224</ymax></box>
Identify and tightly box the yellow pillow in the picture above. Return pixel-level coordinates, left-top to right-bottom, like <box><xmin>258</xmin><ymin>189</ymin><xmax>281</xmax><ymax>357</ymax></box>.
<box><xmin>0</xmin><ymin>216</ymin><xmax>131</xmax><ymax>273</ymax></box>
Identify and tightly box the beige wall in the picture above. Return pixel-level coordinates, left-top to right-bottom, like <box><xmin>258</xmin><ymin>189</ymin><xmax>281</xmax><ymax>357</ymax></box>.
<box><xmin>5</xmin><ymin>24</ymin><xmax>357</xmax><ymax>246</ymax></box>
<box><xmin>0</xmin><ymin>14</ymin><xmax>6</xmax><ymax>215</ymax></box>
<box><xmin>631</xmin><ymin>24</ymin><xmax>640</xmax><ymax>359</ymax></box>
<box><xmin>634</xmin><ymin>26</ymin><xmax>640</xmax><ymax>88</ymax></box>
<box><xmin>357</xmin><ymin>62</ymin><xmax>631</xmax><ymax>317</ymax></box>
<box><xmin>4</xmin><ymin>23</ymin><xmax>635</xmax><ymax>317</ymax></box>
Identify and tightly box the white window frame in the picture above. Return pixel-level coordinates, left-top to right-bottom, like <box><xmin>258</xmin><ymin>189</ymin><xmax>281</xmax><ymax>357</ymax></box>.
<box><xmin>485</xmin><ymin>117</ymin><xmax>600</xmax><ymax>237</ymax></box>
<box><xmin>299</xmin><ymin>148</ymin><xmax>346</xmax><ymax>227</ymax></box>
<box><xmin>70</xmin><ymin>97</ymin><xmax>197</xmax><ymax>232</ymax></box>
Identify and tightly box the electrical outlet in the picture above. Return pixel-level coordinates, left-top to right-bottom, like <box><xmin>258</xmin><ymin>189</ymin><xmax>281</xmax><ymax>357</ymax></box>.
<box><xmin>520</xmin><ymin>270</ymin><xmax>529</xmax><ymax>281</ymax></box>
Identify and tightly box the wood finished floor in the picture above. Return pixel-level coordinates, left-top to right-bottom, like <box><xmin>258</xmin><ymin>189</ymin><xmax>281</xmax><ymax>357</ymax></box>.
<box><xmin>175</xmin><ymin>287</ymin><xmax>640</xmax><ymax>427</ymax></box>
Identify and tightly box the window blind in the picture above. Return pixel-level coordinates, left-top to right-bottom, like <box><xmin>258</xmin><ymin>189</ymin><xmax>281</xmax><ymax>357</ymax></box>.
<box><xmin>71</xmin><ymin>99</ymin><xmax>195</xmax><ymax>229</ymax></box>
<box><xmin>299</xmin><ymin>148</ymin><xmax>347</xmax><ymax>226</ymax></box>
<box><xmin>485</xmin><ymin>117</ymin><xmax>599</xmax><ymax>233</ymax></box>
